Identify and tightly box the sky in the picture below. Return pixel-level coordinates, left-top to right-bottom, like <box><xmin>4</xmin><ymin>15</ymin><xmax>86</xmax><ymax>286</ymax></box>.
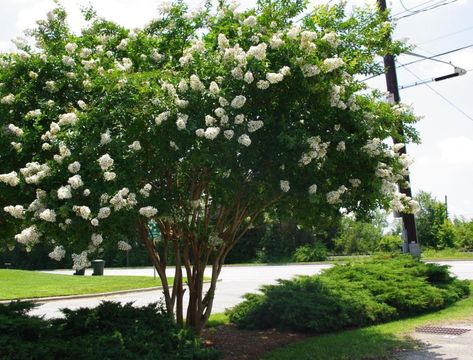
<box><xmin>1</xmin><ymin>0</ymin><xmax>472</xmax><ymax>219</ymax></box>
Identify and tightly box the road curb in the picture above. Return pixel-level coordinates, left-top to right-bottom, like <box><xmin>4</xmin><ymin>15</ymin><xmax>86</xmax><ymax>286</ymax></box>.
<box><xmin>0</xmin><ymin>280</ymin><xmax>217</xmax><ymax>304</ymax></box>
<box><xmin>0</xmin><ymin>285</ymin><xmax>165</xmax><ymax>304</ymax></box>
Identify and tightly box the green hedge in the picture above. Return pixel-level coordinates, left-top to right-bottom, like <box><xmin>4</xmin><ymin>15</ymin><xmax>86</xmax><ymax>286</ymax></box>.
<box><xmin>228</xmin><ymin>255</ymin><xmax>470</xmax><ymax>333</ymax></box>
<box><xmin>0</xmin><ymin>301</ymin><xmax>219</xmax><ymax>360</ymax></box>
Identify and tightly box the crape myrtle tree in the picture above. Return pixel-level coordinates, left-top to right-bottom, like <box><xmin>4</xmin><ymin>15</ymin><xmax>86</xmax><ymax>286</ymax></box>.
<box><xmin>0</xmin><ymin>0</ymin><xmax>420</xmax><ymax>332</ymax></box>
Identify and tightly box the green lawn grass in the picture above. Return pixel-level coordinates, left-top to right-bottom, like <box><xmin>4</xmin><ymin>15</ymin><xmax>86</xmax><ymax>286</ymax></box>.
<box><xmin>262</xmin><ymin>283</ymin><xmax>473</xmax><ymax>360</ymax></box>
<box><xmin>0</xmin><ymin>269</ymin><xmax>169</xmax><ymax>300</ymax></box>
<box><xmin>421</xmin><ymin>248</ymin><xmax>473</xmax><ymax>260</ymax></box>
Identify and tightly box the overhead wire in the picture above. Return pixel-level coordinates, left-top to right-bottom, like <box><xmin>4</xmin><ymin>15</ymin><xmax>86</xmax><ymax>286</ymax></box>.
<box><xmin>397</xmin><ymin>43</ymin><xmax>473</xmax><ymax>69</ymax></box>
<box><xmin>419</xmin><ymin>25</ymin><xmax>473</xmax><ymax>45</ymax></box>
<box><xmin>393</xmin><ymin>0</ymin><xmax>459</xmax><ymax>20</ymax></box>
<box><xmin>399</xmin><ymin>62</ymin><xmax>473</xmax><ymax>123</ymax></box>
<box><xmin>392</xmin><ymin>0</ymin><xmax>440</xmax><ymax>17</ymax></box>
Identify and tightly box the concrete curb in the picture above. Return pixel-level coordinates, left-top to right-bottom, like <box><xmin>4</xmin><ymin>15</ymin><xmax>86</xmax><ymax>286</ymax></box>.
<box><xmin>0</xmin><ymin>280</ymin><xmax>217</xmax><ymax>304</ymax></box>
<box><xmin>0</xmin><ymin>285</ymin><xmax>165</xmax><ymax>304</ymax></box>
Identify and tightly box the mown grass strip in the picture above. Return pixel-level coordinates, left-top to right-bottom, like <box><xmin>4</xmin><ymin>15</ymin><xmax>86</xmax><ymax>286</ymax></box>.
<box><xmin>0</xmin><ymin>269</ymin><xmax>169</xmax><ymax>300</ymax></box>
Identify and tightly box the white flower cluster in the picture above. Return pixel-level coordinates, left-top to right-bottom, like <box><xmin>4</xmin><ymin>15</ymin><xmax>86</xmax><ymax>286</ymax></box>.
<box><xmin>280</xmin><ymin>180</ymin><xmax>290</xmax><ymax>192</ymax></box>
<box><xmin>300</xmin><ymin>64</ymin><xmax>320</xmax><ymax>78</ymax></box>
<box><xmin>72</xmin><ymin>251</ymin><xmax>90</xmax><ymax>271</ymax></box>
<box><xmin>117</xmin><ymin>240</ymin><xmax>132</xmax><ymax>251</ymax></box>
<box><xmin>247</xmin><ymin>120</ymin><xmax>263</xmax><ymax>133</ymax></box>
<box><xmin>1</xmin><ymin>93</ymin><xmax>15</xmax><ymax>104</ymax></box>
<box><xmin>323</xmin><ymin>57</ymin><xmax>344</xmax><ymax>72</ymax></box>
<box><xmin>299</xmin><ymin>136</ymin><xmax>330</xmax><ymax>166</ymax></box>
<box><xmin>330</xmin><ymin>85</ymin><xmax>346</xmax><ymax>109</ymax></box>
<box><xmin>322</xmin><ymin>31</ymin><xmax>339</xmax><ymax>47</ymax></box>
<box><xmin>100</xmin><ymin>130</ymin><xmax>112</xmax><ymax>145</ymax></box>
<box><xmin>190</xmin><ymin>74</ymin><xmax>205</xmax><ymax>91</ymax></box>
<box><xmin>15</xmin><ymin>225</ymin><xmax>39</xmax><ymax>246</ymax></box>
<box><xmin>115</xmin><ymin>57</ymin><xmax>133</xmax><ymax>71</ymax></box>
<box><xmin>336</xmin><ymin>141</ymin><xmax>346</xmax><ymax>152</ymax></box>
<box><xmin>49</xmin><ymin>245</ymin><xmax>66</xmax><ymax>261</ymax></box>
<box><xmin>110</xmin><ymin>188</ymin><xmax>137</xmax><ymax>211</ymax></box>
<box><xmin>238</xmin><ymin>134</ymin><xmax>251</xmax><ymax>147</ymax></box>
<box><xmin>326</xmin><ymin>185</ymin><xmax>348</xmax><ymax>204</ymax></box>
<box><xmin>308</xmin><ymin>184</ymin><xmax>318</xmax><ymax>194</ymax></box>
<box><xmin>390</xmin><ymin>192</ymin><xmax>420</xmax><ymax>214</ymax></box>
<box><xmin>98</xmin><ymin>207</ymin><xmax>111</xmax><ymax>219</ymax></box>
<box><xmin>139</xmin><ymin>206</ymin><xmax>158</xmax><ymax>218</ymax></box>
<box><xmin>204</xmin><ymin>127</ymin><xmax>220</xmax><ymax>140</ymax></box>
<box><xmin>4</xmin><ymin>205</ymin><xmax>25</xmax><ymax>219</ymax></box>
<box><xmin>65</xmin><ymin>42</ymin><xmax>78</xmax><ymax>53</ymax></box>
<box><xmin>7</xmin><ymin>124</ymin><xmax>24</xmax><ymax>136</ymax></box>
<box><xmin>247</xmin><ymin>43</ymin><xmax>267</xmax><ymax>61</ymax></box>
<box><xmin>57</xmin><ymin>185</ymin><xmax>72</xmax><ymax>199</ymax></box>
<box><xmin>91</xmin><ymin>233</ymin><xmax>103</xmax><ymax>247</ymax></box>
<box><xmin>349</xmin><ymin>178</ymin><xmax>361</xmax><ymax>188</ymax></box>
<box><xmin>39</xmin><ymin>208</ymin><xmax>56</xmax><ymax>222</ymax></box>
<box><xmin>57</xmin><ymin>112</ymin><xmax>78</xmax><ymax>126</ymax></box>
<box><xmin>68</xmin><ymin>175</ymin><xmax>83</xmax><ymax>189</ymax></box>
<box><xmin>243</xmin><ymin>15</ymin><xmax>257</xmax><ymax>27</ymax></box>
<box><xmin>62</xmin><ymin>55</ymin><xmax>75</xmax><ymax>67</ymax></box>
<box><xmin>20</xmin><ymin>162</ymin><xmax>50</xmax><ymax>184</ymax></box>
<box><xmin>139</xmin><ymin>184</ymin><xmax>152</xmax><ymax>198</ymax></box>
<box><xmin>300</xmin><ymin>30</ymin><xmax>317</xmax><ymax>51</ymax></box>
<box><xmin>68</xmin><ymin>161</ymin><xmax>81</xmax><ymax>173</ymax></box>
<box><xmin>73</xmin><ymin>205</ymin><xmax>91</xmax><ymax>219</ymax></box>
<box><xmin>0</xmin><ymin>171</ymin><xmax>20</xmax><ymax>186</ymax></box>
<box><xmin>363</xmin><ymin>138</ymin><xmax>383</xmax><ymax>157</ymax></box>
<box><xmin>155</xmin><ymin>111</ymin><xmax>170</xmax><ymax>126</ymax></box>
<box><xmin>98</xmin><ymin>154</ymin><xmax>114</xmax><ymax>170</ymax></box>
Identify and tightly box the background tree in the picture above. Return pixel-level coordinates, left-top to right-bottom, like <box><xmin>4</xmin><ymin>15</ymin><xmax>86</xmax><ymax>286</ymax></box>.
<box><xmin>414</xmin><ymin>191</ymin><xmax>452</xmax><ymax>249</ymax></box>
<box><xmin>0</xmin><ymin>1</ymin><xmax>419</xmax><ymax>332</ymax></box>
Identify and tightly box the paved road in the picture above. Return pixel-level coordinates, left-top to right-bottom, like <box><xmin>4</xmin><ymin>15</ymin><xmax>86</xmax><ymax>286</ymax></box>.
<box><xmin>31</xmin><ymin>261</ymin><xmax>472</xmax><ymax>318</ymax></box>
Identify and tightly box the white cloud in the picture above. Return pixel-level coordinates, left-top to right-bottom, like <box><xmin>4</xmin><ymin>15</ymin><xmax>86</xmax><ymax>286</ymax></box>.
<box><xmin>439</xmin><ymin>136</ymin><xmax>473</xmax><ymax>165</ymax></box>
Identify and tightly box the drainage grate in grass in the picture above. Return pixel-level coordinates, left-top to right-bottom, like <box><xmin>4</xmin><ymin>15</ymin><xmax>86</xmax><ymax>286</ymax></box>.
<box><xmin>415</xmin><ymin>326</ymin><xmax>471</xmax><ymax>336</ymax></box>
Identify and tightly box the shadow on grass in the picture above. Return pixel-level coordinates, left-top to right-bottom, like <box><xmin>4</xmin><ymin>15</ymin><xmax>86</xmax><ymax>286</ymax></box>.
<box><xmin>262</xmin><ymin>327</ymin><xmax>417</xmax><ymax>360</ymax></box>
<box><xmin>395</xmin><ymin>343</ymin><xmax>459</xmax><ymax>360</ymax></box>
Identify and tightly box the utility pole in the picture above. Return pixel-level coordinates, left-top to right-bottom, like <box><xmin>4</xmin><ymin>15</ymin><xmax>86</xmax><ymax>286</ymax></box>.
<box><xmin>377</xmin><ymin>0</ymin><xmax>420</xmax><ymax>256</ymax></box>
<box><xmin>445</xmin><ymin>195</ymin><xmax>448</xmax><ymax>219</ymax></box>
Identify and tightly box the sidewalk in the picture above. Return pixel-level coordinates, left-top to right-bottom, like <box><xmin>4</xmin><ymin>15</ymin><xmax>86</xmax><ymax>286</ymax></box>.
<box><xmin>396</xmin><ymin>321</ymin><xmax>473</xmax><ymax>360</ymax></box>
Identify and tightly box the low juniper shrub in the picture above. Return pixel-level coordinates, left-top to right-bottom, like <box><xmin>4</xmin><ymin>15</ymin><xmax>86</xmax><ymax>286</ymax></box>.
<box><xmin>228</xmin><ymin>255</ymin><xmax>470</xmax><ymax>333</ymax></box>
<box><xmin>0</xmin><ymin>301</ymin><xmax>220</xmax><ymax>360</ymax></box>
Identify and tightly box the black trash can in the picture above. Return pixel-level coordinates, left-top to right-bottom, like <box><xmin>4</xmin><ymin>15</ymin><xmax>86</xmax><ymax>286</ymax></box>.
<box><xmin>92</xmin><ymin>259</ymin><xmax>105</xmax><ymax>276</ymax></box>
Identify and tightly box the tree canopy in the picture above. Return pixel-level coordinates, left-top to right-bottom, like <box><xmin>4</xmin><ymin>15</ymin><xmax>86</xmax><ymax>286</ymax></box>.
<box><xmin>0</xmin><ymin>0</ymin><xmax>419</xmax><ymax>331</ymax></box>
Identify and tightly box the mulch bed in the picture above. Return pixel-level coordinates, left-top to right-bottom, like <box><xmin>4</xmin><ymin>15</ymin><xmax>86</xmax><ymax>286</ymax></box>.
<box><xmin>202</xmin><ymin>324</ymin><xmax>309</xmax><ymax>360</ymax></box>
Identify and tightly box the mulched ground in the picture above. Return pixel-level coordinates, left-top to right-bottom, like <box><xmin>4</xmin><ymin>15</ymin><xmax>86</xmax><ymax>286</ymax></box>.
<box><xmin>202</xmin><ymin>324</ymin><xmax>309</xmax><ymax>360</ymax></box>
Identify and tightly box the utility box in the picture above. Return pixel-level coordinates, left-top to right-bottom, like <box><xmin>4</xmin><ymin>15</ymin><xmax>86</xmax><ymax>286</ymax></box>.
<box><xmin>92</xmin><ymin>259</ymin><xmax>105</xmax><ymax>276</ymax></box>
<box><xmin>409</xmin><ymin>243</ymin><xmax>421</xmax><ymax>258</ymax></box>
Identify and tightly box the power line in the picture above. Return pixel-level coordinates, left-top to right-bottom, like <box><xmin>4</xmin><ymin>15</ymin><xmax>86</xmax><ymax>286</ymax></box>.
<box><xmin>398</xmin><ymin>43</ymin><xmax>473</xmax><ymax>69</ymax></box>
<box><xmin>419</xmin><ymin>25</ymin><xmax>473</xmax><ymax>45</ymax></box>
<box><xmin>394</xmin><ymin>0</ymin><xmax>459</xmax><ymax>20</ymax></box>
<box><xmin>400</xmin><ymin>63</ymin><xmax>473</xmax><ymax>122</ymax></box>
<box><xmin>359</xmin><ymin>44</ymin><xmax>473</xmax><ymax>82</ymax></box>
<box><xmin>393</xmin><ymin>0</ymin><xmax>440</xmax><ymax>16</ymax></box>
<box><xmin>398</xmin><ymin>0</ymin><xmax>418</xmax><ymax>14</ymax></box>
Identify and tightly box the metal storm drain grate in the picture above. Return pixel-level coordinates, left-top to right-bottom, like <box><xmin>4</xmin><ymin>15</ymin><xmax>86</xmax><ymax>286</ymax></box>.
<box><xmin>415</xmin><ymin>326</ymin><xmax>471</xmax><ymax>336</ymax></box>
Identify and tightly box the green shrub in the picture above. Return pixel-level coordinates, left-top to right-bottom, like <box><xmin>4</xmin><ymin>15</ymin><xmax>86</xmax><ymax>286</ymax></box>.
<box><xmin>377</xmin><ymin>235</ymin><xmax>402</xmax><ymax>252</ymax></box>
<box><xmin>0</xmin><ymin>301</ymin><xmax>219</xmax><ymax>360</ymax></box>
<box><xmin>292</xmin><ymin>242</ymin><xmax>328</xmax><ymax>262</ymax></box>
<box><xmin>228</xmin><ymin>255</ymin><xmax>469</xmax><ymax>333</ymax></box>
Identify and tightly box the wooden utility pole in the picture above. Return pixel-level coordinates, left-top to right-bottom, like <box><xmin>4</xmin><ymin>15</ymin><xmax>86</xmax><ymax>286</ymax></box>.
<box><xmin>377</xmin><ymin>0</ymin><xmax>420</xmax><ymax>255</ymax></box>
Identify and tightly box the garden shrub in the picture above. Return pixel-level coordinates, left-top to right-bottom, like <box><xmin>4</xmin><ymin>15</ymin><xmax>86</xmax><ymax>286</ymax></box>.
<box><xmin>228</xmin><ymin>255</ymin><xmax>470</xmax><ymax>332</ymax></box>
<box><xmin>0</xmin><ymin>301</ymin><xmax>219</xmax><ymax>360</ymax></box>
<box><xmin>292</xmin><ymin>242</ymin><xmax>328</xmax><ymax>262</ymax></box>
